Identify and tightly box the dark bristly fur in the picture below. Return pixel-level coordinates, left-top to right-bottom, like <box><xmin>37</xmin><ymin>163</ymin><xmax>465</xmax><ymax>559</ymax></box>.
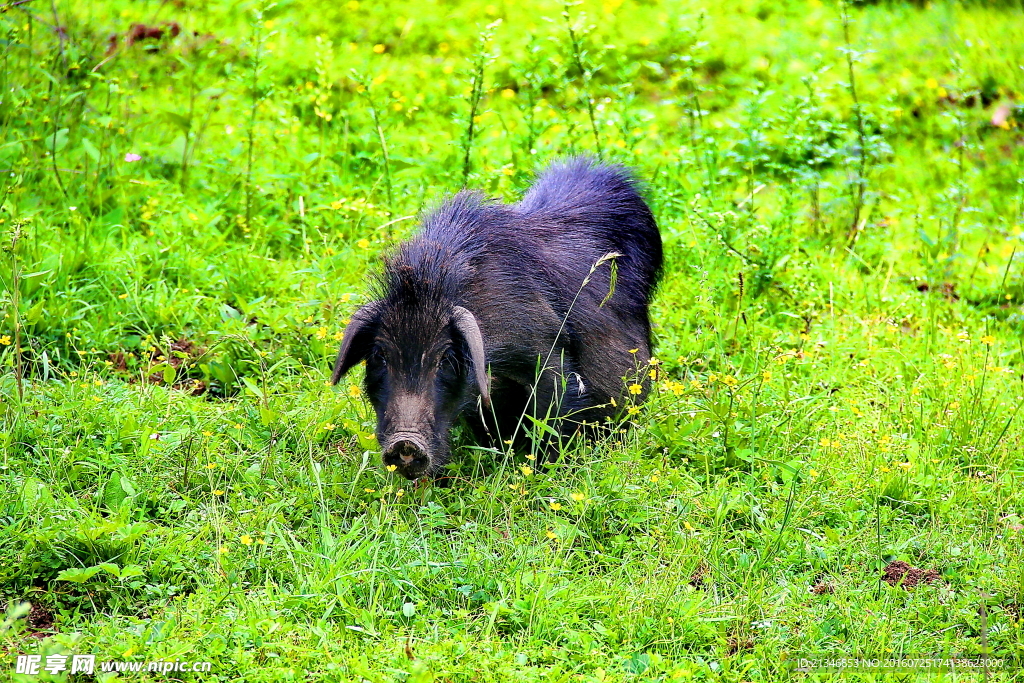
<box><xmin>332</xmin><ymin>157</ymin><xmax>662</xmax><ymax>480</ymax></box>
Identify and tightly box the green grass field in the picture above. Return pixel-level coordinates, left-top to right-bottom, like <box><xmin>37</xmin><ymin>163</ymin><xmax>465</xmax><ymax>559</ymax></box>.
<box><xmin>2</xmin><ymin>0</ymin><xmax>1024</xmax><ymax>680</ymax></box>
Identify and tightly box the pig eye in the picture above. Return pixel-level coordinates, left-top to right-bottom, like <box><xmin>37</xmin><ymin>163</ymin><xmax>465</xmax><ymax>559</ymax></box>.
<box><xmin>440</xmin><ymin>348</ymin><xmax>458</xmax><ymax>370</ymax></box>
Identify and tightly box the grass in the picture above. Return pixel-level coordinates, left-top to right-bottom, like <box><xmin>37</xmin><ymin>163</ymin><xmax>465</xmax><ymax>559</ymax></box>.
<box><xmin>1</xmin><ymin>0</ymin><xmax>1024</xmax><ymax>680</ymax></box>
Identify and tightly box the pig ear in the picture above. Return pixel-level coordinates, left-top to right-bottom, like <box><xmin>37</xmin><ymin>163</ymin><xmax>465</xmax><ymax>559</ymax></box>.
<box><xmin>452</xmin><ymin>306</ymin><xmax>490</xmax><ymax>407</ymax></box>
<box><xmin>330</xmin><ymin>302</ymin><xmax>381</xmax><ymax>384</ymax></box>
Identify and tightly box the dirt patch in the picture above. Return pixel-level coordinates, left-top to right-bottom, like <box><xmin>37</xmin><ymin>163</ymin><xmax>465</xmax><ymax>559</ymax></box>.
<box><xmin>128</xmin><ymin>22</ymin><xmax>182</xmax><ymax>46</ymax></box>
<box><xmin>173</xmin><ymin>378</ymin><xmax>207</xmax><ymax>396</ymax></box>
<box><xmin>110</xmin><ymin>338</ymin><xmax>208</xmax><ymax>395</ymax></box>
<box><xmin>1003</xmin><ymin>515</ymin><xmax>1023</xmax><ymax>533</ymax></box>
<box><xmin>163</xmin><ymin>339</ymin><xmax>208</xmax><ymax>395</ymax></box>
<box><xmin>811</xmin><ymin>580</ymin><xmax>835</xmax><ymax>595</ymax></box>
<box><xmin>26</xmin><ymin>602</ymin><xmax>54</xmax><ymax>637</ymax></box>
<box><xmin>916</xmin><ymin>281</ymin><xmax>960</xmax><ymax>301</ymax></box>
<box><xmin>106</xmin><ymin>22</ymin><xmax>180</xmax><ymax>56</ymax></box>
<box><xmin>103</xmin><ymin>20</ymin><xmax>225</xmax><ymax>61</ymax></box>
<box><xmin>726</xmin><ymin>634</ymin><xmax>754</xmax><ymax>655</ymax></box>
<box><xmin>164</xmin><ymin>338</ymin><xmax>203</xmax><ymax>366</ymax></box>
<box><xmin>145</xmin><ymin>338</ymin><xmax>206</xmax><ymax>390</ymax></box>
<box><xmin>882</xmin><ymin>560</ymin><xmax>940</xmax><ymax>588</ymax></box>
<box><xmin>689</xmin><ymin>562</ymin><xmax>708</xmax><ymax>589</ymax></box>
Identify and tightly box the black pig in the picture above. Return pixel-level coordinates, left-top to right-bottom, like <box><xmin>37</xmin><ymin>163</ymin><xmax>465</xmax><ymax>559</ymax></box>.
<box><xmin>331</xmin><ymin>157</ymin><xmax>662</xmax><ymax>480</ymax></box>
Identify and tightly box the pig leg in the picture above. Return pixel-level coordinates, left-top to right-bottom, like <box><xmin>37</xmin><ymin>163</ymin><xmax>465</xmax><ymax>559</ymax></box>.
<box><xmin>526</xmin><ymin>363</ymin><xmax>597</xmax><ymax>466</ymax></box>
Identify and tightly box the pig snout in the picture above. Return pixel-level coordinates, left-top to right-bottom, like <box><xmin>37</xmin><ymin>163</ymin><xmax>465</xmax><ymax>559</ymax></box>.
<box><xmin>382</xmin><ymin>434</ymin><xmax>431</xmax><ymax>479</ymax></box>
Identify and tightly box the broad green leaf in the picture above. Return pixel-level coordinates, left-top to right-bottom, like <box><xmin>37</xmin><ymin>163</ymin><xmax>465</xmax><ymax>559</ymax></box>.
<box><xmin>119</xmin><ymin>475</ymin><xmax>137</xmax><ymax>498</ymax></box>
<box><xmin>101</xmin><ymin>206</ymin><xmax>125</xmax><ymax>228</ymax></box>
<box><xmin>50</xmin><ymin>128</ymin><xmax>69</xmax><ymax>152</ymax></box>
<box><xmin>23</xmin><ymin>299</ymin><xmax>45</xmax><ymax>325</ymax></box>
<box><xmin>244</xmin><ymin>463</ymin><xmax>261</xmax><ymax>482</ymax></box>
<box><xmin>98</xmin><ymin>563</ymin><xmax>121</xmax><ymax>578</ymax></box>
<box><xmin>241</xmin><ymin>376</ymin><xmax>265</xmax><ymax>400</ymax></box>
<box><xmin>525</xmin><ymin>415</ymin><xmax>559</xmax><ymax>438</ymax></box>
<box><xmin>56</xmin><ymin>566</ymin><xmax>102</xmax><ymax>583</ymax></box>
<box><xmin>103</xmin><ymin>473</ymin><xmax>127</xmax><ymax>509</ymax></box>
<box><xmin>163</xmin><ymin>111</ymin><xmax>191</xmax><ymax>132</ymax></box>
<box><xmin>81</xmin><ymin>137</ymin><xmax>100</xmax><ymax>162</ymax></box>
